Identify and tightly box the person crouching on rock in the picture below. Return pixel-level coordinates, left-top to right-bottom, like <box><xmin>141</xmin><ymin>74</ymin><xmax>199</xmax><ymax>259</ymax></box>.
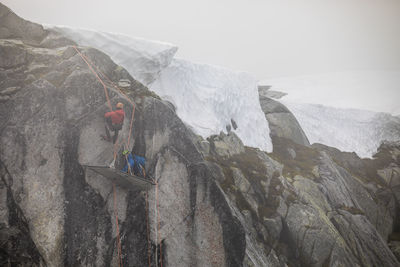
<box><xmin>121</xmin><ymin>150</ymin><xmax>146</xmax><ymax>177</ymax></box>
<box><xmin>103</xmin><ymin>102</ymin><xmax>125</xmax><ymax>144</ymax></box>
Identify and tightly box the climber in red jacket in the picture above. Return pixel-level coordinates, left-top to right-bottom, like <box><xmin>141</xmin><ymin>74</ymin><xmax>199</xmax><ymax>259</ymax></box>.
<box><xmin>102</xmin><ymin>102</ymin><xmax>125</xmax><ymax>144</ymax></box>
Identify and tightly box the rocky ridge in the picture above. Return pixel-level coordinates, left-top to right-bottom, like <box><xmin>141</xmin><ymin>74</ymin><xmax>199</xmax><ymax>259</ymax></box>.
<box><xmin>198</xmin><ymin>131</ymin><xmax>400</xmax><ymax>266</ymax></box>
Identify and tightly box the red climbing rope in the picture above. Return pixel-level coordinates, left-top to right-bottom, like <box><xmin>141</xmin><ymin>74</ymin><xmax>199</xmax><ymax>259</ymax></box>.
<box><xmin>73</xmin><ymin>46</ymin><xmax>121</xmax><ymax>162</ymax></box>
<box><xmin>156</xmin><ymin>181</ymin><xmax>163</xmax><ymax>267</ymax></box>
<box><xmin>113</xmin><ymin>183</ymin><xmax>123</xmax><ymax>267</ymax></box>
<box><xmin>77</xmin><ymin>51</ymin><xmax>136</xmax><ymax>147</ymax></box>
<box><xmin>73</xmin><ymin>46</ymin><xmax>159</xmax><ymax>267</ymax></box>
<box><xmin>145</xmin><ymin>193</ymin><xmax>151</xmax><ymax>267</ymax></box>
<box><xmin>73</xmin><ymin>46</ymin><xmax>132</xmax><ymax>267</ymax></box>
<box><xmin>72</xmin><ymin>46</ymin><xmax>112</xmax><ymax>111</ymax></box>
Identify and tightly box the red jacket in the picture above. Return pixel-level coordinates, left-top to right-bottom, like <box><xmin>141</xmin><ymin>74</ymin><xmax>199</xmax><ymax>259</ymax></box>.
<box><xmin>105</xmin><ymin>109</ymin><xmax>125</xmax><ymax>124</ymax></box>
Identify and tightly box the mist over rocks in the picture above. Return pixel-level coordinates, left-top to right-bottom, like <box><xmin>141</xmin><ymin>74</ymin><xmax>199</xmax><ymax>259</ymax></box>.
<box><xmin>1</xmin><ymin>3</ymin><xmax>400</xmax><ymax>267</ymax></box>
<box><xmin>47</xmin><ymin>25</ymin><xmax>178</xmax><ymax>86</ymax></box>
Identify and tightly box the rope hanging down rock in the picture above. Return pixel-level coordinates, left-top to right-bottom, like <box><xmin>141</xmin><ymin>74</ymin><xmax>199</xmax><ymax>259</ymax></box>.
<box><xmin>73</xmin><ymin>45</ymin><xmax>163</xmax><ymax>267</ymax></box>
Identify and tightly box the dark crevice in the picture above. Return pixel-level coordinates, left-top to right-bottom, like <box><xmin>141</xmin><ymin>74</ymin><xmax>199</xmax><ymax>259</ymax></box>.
<box><xmin>62</xmin><ymin>124</ymin><xmax>112</xmax><ymax>266</ymax></box>
<box><xmin>120</xmin><ymin>190</ymin><xmax>149</xmax><ymax>266</ymax></box>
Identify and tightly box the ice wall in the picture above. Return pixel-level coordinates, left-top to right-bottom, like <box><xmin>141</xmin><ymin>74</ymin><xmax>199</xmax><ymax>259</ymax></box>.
<box><xmin>151</xmin><ymin>59</ymin><xmax>273</xmax><ymax>152</ymax></box>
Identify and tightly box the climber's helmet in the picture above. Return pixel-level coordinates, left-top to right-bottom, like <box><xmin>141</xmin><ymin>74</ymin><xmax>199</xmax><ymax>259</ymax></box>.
<box><xmin>116</xmin><ymin>102</ymin><xmax>124</xmax><ymax>109</ymax></box>
<box><xmin>122</xmin><ymin>150</ymin><xmax>129</xmax><ymax>156</ymax></box>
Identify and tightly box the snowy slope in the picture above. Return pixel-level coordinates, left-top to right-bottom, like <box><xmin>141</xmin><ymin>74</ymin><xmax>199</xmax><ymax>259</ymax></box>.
<box><xmin>260</xmin><ymin>71</ymin><xmax>400</xmax><ymax>158</ymax></box>
<box><xmin>151</xmin><ymin>59</ymin><xmax>273</xmax><ymax>152</ymax></box>
<box><xmin>281</xmin><ymin>101</ymin><xmax>400</xmax><ymax>158</ymax></box>
<box><xmin>47</xmin><ymin>25</ymin><xmax>178</xmax><ymax>85</ymax></box>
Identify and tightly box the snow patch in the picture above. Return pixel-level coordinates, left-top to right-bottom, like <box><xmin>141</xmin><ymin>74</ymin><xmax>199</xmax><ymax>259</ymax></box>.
<box><xmin>46</xmin><ymin>25</ymin><xmax>178</xmax><ymax>85</ymax></box>
<box><xmin>151</xmin><ymin>59</ymin><xmax>273</xmax><ymax>152</ymax></box>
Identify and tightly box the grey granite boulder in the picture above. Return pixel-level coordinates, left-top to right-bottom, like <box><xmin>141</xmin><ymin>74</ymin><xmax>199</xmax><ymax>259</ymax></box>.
<box><xmin>259</xmin><ymin>95</ymin><xmax>310</xmax><ymax>146</ymax></box>
<box><xmin>208</xmin><ymin>131</ymin><xmax>245</xmax><ymax>158</ymax></box>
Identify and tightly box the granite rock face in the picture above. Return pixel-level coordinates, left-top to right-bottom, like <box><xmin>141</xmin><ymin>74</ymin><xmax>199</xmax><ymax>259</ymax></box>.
<box><xmin>0</xmin><ymin>4</ymin><xmax>245</xmax><ymax>266</ymax></box>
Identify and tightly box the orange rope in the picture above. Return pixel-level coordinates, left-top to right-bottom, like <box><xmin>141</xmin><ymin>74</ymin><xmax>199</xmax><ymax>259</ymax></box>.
<box><xmin>145</xmin><ymin>193</ymin><xmax>151</xmax><ymax>267</ymax></box>
<box><xmin>156</xmin><ymin>182</ymin><xmax>163</xmax><ymax>267</ymax></box>
<box><xmin>127</xmin><ymin>105</ymin><xmax>135</xmax><ymax>147</ymax></box>
<box><xmin>73</xmin><ymin>46</ymin><xmax>112</xmax><ymax>111</ymax></box>
<box><xmin>74</xmin><ymin>47</ymin><xmax>137</xmax><ymax>161</ymax></box>
<box><xmin>74</xmin><ymin>46</ymin><xmax>126</xmax><ymax>266</ymax></box>
<box><xmin>113</xmin><ymin>183</ymin><xmax>123</xmax><ymax>267</ymax></box>
<box><xmin>74</xmin><ymin>46</ymin><xmax>154</xmax><ymax>267</ymax></box>
<box><xmin>77</xmin><ymin>51</ymin><xmax>136</xmax><ymax>147</ymax></box>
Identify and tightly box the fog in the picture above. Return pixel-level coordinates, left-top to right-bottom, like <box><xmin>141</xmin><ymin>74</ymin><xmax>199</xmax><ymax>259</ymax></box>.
<box><xmin>2</xmin><ymin>0</ymin><xmax>400</xmax><ymax>80</ymax></box>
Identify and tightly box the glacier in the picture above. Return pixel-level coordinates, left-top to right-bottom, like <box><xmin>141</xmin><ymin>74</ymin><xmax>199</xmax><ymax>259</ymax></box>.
<box><xmin>280</xmin><ymin>101</ymin><xmax>400</xmax><ymax>158</ymax></box>
<box><xmin>47</xmin><ymin>25</ymin><xmax>178</xmax><ymax>85</ymax></box>
<box><xmin>261</xmin><ymin>72</ymin><xmax>400</xmax><ymax>158</ymax></box>
<box><xmin>48</xmin><ymin>26</ymin><xmax>273</xmax><ymax>152</ymax></box>
<box><xmin>151</xmin><ymin>59</ymin><xmax>273</xmax><ymax>152</ymax></box>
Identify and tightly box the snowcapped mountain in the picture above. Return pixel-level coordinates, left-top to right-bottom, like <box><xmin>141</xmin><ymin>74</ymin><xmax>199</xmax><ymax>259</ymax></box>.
<box><xmin>47</xmin><ymin>25</ymin><xmax>178</xmax><ymax>85</ymax></box>
<box><xmin>49</xmin><ymin>26</ymin><xmax>272</xmax><ymax>152</ymax></box>
<box><xmin>261</xmin><ymin>71</ymin><xmax>400</xmax><ymax>158</ymax></box>
<box><xmin>151</xmin><ymin>59</ymin><xmax>272</xmax><ymax>152</ymax></box>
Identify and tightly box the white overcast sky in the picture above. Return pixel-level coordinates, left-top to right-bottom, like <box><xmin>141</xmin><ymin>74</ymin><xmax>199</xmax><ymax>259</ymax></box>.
<box><xmin>2</xmin><ymin>0</ymin><xmax>400</xmax><ymax>80</ymax></box>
